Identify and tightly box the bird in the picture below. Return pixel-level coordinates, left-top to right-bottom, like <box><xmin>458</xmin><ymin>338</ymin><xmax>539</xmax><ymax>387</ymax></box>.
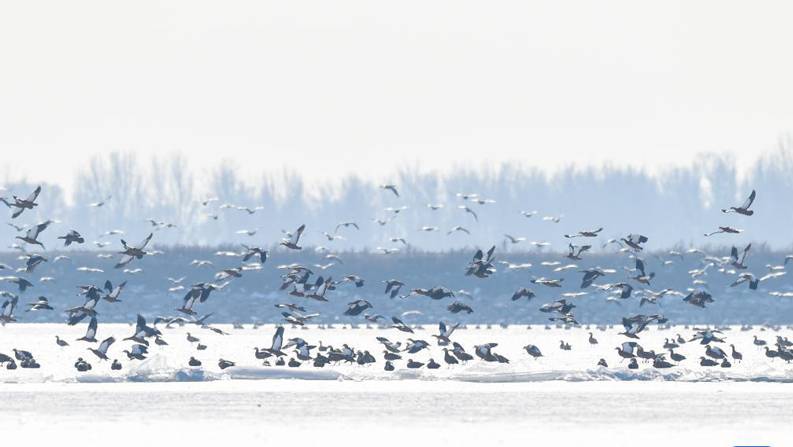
<box><xmin>16</xmin><ymin>220</ymin><xmax>52</xmax><ymax>249</ymax></box>
<box><xmin>58</xmin><ymin>230</ymin><xmax>85</xmax><ymax>246</ymax></box>
<box><xmin>379</xmin><ymin>184</ymin><xmax>399</xmax><ymax>197</ymax></box>
<box><xmin>115</xmin><ymin>233</ymin><xmax>154</xmax><ymax>269</ymax></box>
<box><xmin>25</xmin><ymin>296</ymin><xmax>53</xmax><ymax>312</ymax></box>
<box><xmin>722</xmin><ymin>190</ymin><xmax>756</xmax><ymax>216</ymax></box>
<box><xmin>280</xmin><ymin>224</ymin><xmax>305</xmax><ymax>250</ymax></box>
<box><xmin>704</xmin><ymin>226</ymin><xmax>743</xmax><ymax>237</ymax></box>
<box><xmin>88</xmin><ymin>336</ymin><xmax>115</xmax><ymax>360</ymax></box>
<box><xmin>0</xmin><ymin>185</ymin><xmax>41</xmax><ymax>219</ymax></box>
<box><xmin>524</xmin><ymin>344</ymin><xmax>543</xmax><ymax>359</ymax></box>
<box><xmin>511</xmin><ymin>288</ymin><xmax>535</xmax><ymax>302</ymax></box>
<box><xmin>564</xmin><ymin>228</ymin><xmax>603</xmax><ymax>238</ymax></box>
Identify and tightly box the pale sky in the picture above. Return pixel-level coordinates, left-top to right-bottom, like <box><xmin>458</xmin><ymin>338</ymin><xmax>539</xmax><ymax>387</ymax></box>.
<box><xmin>2</xmin><ymin>1</ymin><xmax>793</xmax><ymax>194</ymax></box>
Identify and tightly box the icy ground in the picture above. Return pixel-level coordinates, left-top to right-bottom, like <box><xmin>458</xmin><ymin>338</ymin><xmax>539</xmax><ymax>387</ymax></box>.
<box><xmin>0</xmin><ymin>381</ymin><xmax>790</xmax><ymax>446</ymax></box>
<box><xmin>1</xmin><ymin>323</ymin><xmax>792</xmax><ymax>383</ymax></box>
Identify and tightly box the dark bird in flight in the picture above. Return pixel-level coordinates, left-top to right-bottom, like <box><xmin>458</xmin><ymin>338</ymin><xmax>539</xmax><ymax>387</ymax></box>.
<box><xmin>0</xmin><ymin>185</ymin><xmax>41</xmax><ymax>219</ymax></box>
<box><xmin>722</xmin><ymin>190</ymin><xmax>756</xmax><ymax>216</ymax></box>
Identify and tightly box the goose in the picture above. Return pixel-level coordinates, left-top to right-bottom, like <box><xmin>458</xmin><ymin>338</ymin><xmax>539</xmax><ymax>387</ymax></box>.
<box><xmin>344</xmin><ymin>300</ymin><xmax>372</xmax><ymax>316</ymax></box>
<box><xmin>564</xmin><ymin>227</ymin><xmax>603</xmax><ymax>238</ymax></box>
<box><xmin>341</xmin><ymin>275</ymin><xmax>365</xmax><ymax>288</ymax></box>
<box><xmin>475</xmin><ymin>343</ymin><xmax>509</xmax><ymax>363</ymax></box>
<box><xmin>241</xmin><ymin>245</ymin><xmax>268</xmax><ymax>263</ymax></box>
<box><xmin>597</xmin><ymin>358</ymin><xmax>608</xmax><ymax>367</ymax></box>
<box><xmin>16</xmin><ymin>220</ymin><xmax>52</xmax><ymax>249</ymax></box>
<box><xmin>523</xmin><ymin>344</ymin><xmax>543</xmax><ymax>359</ymax></box>
<box><xmin>102</xmin><ymin>280</ymin><xmax>127</xmax><ymax>303</ymax></box>
<box><xmin>700</xmin><ymin>356</ymin><xmax>718</xmax><ymax>367</ymax></box>
<box><xmin>729</xmin><ymin>244</ymin><xmax>751</xmax><ymax>270</ymax></box>
<box><xmin>383</xmin><ymin>279</ymin><xmax>405</xmax><ymax>298</ymax></box>
<box><xmin>0</xmin><ymin>185</ymin><xmax>41</xmax><ymax>218</ymax></box>
<box><xmin>447</xmin><ymin>301</ymin><xmax>474</xmax><ymax>314</ymax></box>
<box><xmin>55</xmin><ymin>335</ymin><xmax>69</xmax><ymax>347</ymax></box>
<box><xmin>406</xmin><ymin>359</ymin><xmax>424</xmax><ymax>369</ymax></box>
<box><xmin>442</xmin><ymin>348</ymin><xmax>459</xmax><ymax>365</ymax></box>
<box><xmin>705</xmin><ymin>345</ymin><xmax>727</xmax><ymax>360</ymax></box>
<box><xmin>669</xmin><ymin>350</ymin><xmax>686</xmax><ymax>362</ymax></box>
<box><xmin>411</xmin><ymin>287</ymin><xmax>455</xmax><ymax>300</ymax></box>
<box><xmin>379</xmin><ymin>184</ymin><xmax>399</xmax><ymax>197</ymax></box>
<box><xmin>123</xmin><ymin>344</ymin><xmax>148</xmax><ymax>361</ymax></box>
<box><xmin>404</xmin><ymin>339</ymin><xmax>430</xmax><ymax>354</ymax></box>
<box><xmin>451</xmin><ymin>342</ymin><xmax>474</xmax><ymax>362</ymax></box>
<box><xmin>683</xmin><ymin>290</ymin><xmax>714</xmax><ymax>308</ymax></box>
<box><xmin>124</xmin><ymin>315</ymin><xmax>162</xmax><ymax>345</ymax></box>
<box><xmin>579</xmin><ymin>268</ymin><xmax>614</xmax><ymax>289</ymax></box>
<box><xmin>259</xmin><ymin>326</ymin><xmax>287</xmax><ymax>357</ymax></box>
<box><xmin>280</xmin><ymin>224</ymin><xmax>305</xmax><ymax>250</ymax></box>
<box><xmin>115</xmin><ymin>233</ymin><xmax>153</xmax><ymax>269</ymax></box>
<box><xmin>615</xmin><ymin>342</ymin><xmax>638</xmax><ymax>360</ymax></box>
<box><xmin>722</xmin><ymin>190</ymin><xmax>756</xmax><ymax>216</ymax></box>
<box><xmin>465</xmin><ymin>246</ymin><xmax>496</xmax><ymax>278</ymax></box>
<box><xmin>0</xmin><ymin>296</ymin><xmax>18</xmax><ymax>324</ymax></box>
<box><xmin>218</xmin><ymin>359</ymin><xmax>235</xmax><ymax>369</ymax></box>
<box><xmin>364</xmin><ymin>314</ymin><xmax>384</xmax><ymax>323</ymax></box>
<box><xmin>25</xmin><ymin>296</ymin><xmax>52</xmax><ymax>311</ymax></box>
<box><xmin>432</xmin><ymin>321</ymin><xmax>460</xmax><ymax>346</ymax></box>
<box><xmin>621</xmin><ymin>234</ymin><xmax>649</xmax><ymax>251</ymax></box>
<box><xmin>730</xmin><ymin>345</ymin><xmax>743</xmax><ymax>362</ymax></box>
<box><xmin>511</xmin><ymin>288</ymin><xmax>535</xmax><ymax>302</ymax></box>
<box><xmin>704</xmin><ymin>226</ymin><xmax>743</xmax><ymax>237</ymax></box>
<box><xmin>77</xmin><ymin>317</ymin><xmax>99</xmax><ymax>342</ymax></box>
<box><xmin>74</xmin><ymin>358</ymin><xmax>92</xmax><ymax>372</ymax></box>
<box><xmin>58</xmin><ymin>230</ymin><xmax>85</xmax><ymax>246</ymax></box>
<box><xmin>566</xmin><ymin>244</ymin><xmax>591</xmax><ymax>261</ymax></box>
<box><xmin>88</xmin><ymin>336</ymin><xmax>115</xmax><ymax>360</ymax></box>
<box><xmin>629</xmin><ymin>258</ymin><xmax>655</xmax><ymax>285</ymax></box>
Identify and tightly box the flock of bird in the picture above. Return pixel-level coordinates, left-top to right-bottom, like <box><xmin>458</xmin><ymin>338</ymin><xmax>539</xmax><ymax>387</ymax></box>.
<box><xmin>0</xmin><ymin>184</ymin><xmax>792</xmax><ymax>375</ymax></box>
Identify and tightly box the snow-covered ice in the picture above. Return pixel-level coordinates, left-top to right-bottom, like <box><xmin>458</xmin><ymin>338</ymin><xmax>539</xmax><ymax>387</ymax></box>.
<box><xmin>1</xmin><ymin>323</ymin><xmax>792</xmax><ymax>383</ymax></box>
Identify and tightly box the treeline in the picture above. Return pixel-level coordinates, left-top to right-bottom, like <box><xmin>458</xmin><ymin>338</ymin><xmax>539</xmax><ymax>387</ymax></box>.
<box><xmin>1</xmin><ymin>146</ymin><xmax>793</xmax><ymax>251</ymax></box>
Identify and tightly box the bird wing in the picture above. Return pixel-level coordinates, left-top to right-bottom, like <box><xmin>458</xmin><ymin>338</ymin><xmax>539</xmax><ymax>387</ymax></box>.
<box><xmin>741</xmin><ymin>243</ymin><xmax>752</xmax><ymax>264</ymax></box>
<box><xmin>741</xmin><ymin>190</ymin><xmax>756</xmax><ymax>209</ymax></box>
<box><xmin>115</xmin><ymin>254</ymin><xmax>134</xmax><ymax>269</ymax></box>
<box><xmin>137</xmin><ymin>233</ymin><xmax>154</xmax><ymax>250</ymax></box>
<box><xmin>292</xmin><ymin>225</ymin><xmax>305</xmax><ymax>245</ymax></box>
<box><xmin>85</xmin><ymin>317</ymin><xmax>97</xmax><ymax>339</ymax></box>
<box><xmin>635</xmin><ymin>258</ymin><xmax>646</xmax><ymax>276</ymax></box>
<box><xmin>99</xmin><ymin>336</ymin><xmax>115</xmax><ymax>354</ymax></box>
<box><xmin>271</xmin><ymin>326</ymin><xmax>284</xmax><ymax>351</ymax></box>
<box><xmin>25</xmin><ymin>186</ymin><xmax>42</xmax><ymax>203</ymax></box>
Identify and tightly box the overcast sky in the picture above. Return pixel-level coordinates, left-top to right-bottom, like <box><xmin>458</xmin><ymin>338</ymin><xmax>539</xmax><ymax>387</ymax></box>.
<box><xmin>1</xmin><ymin>1</ymin><xmax>792</xmax><ymax>194</ymax></box>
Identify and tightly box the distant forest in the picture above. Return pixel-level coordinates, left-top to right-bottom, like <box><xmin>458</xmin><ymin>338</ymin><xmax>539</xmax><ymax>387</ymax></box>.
<box><xmin>1</xmin><ymin>145</ymin><xmax>793</xmax><ymax>252</ymax></box>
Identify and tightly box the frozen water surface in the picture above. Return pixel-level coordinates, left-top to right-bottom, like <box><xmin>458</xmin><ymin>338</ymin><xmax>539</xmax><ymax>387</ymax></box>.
<box><xmin>0</xmin><ymin>381</ymin><xmax>790</xmax><ymax>446</ymax></box>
